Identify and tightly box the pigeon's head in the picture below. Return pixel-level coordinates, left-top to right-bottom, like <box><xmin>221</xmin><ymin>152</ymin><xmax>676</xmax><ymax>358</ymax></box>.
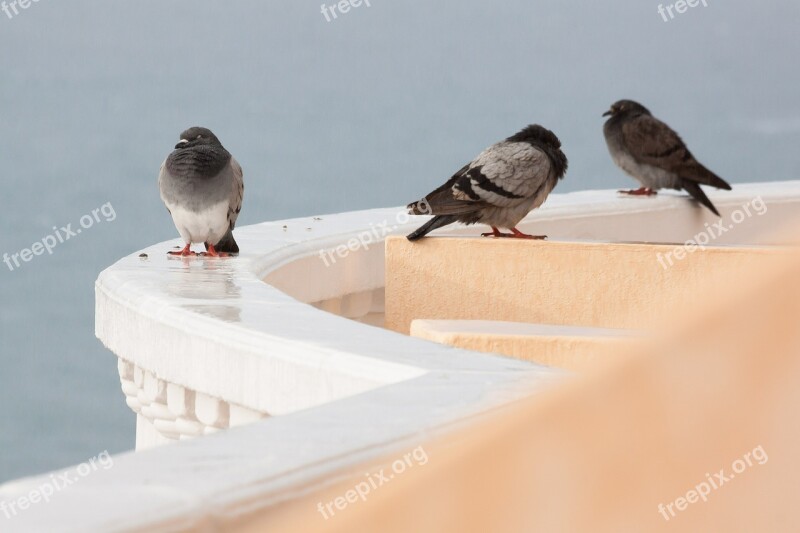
<box><xmin>603</xmin><ymin>100</ymin><xmax>651</xmax><ymax>119</ymax></box>
<box><xmin>175</xmin><ymin>127</ymin><xmax>223</xmax><ymax>149</ymax></box>
<box><xmin>505</xmin><ymin>124</ymin><xmax>562</xmax><ymax>149</ymax></box>
<box><xmin>506</xmin><ymin>124</ymin><xmax>568</xmax><ymax>179</ymax></box>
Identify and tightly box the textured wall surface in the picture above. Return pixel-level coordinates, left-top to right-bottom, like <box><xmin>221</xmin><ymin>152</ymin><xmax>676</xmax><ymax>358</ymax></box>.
<box><xmin>265</xmin><ymin>237</ymin><xmax>800</xmax><ymax>533</ymax></box>
<box><xmin>386</xmin><ymin>237</ymin><xmax>785</xmax><ymax>334</ymax></box>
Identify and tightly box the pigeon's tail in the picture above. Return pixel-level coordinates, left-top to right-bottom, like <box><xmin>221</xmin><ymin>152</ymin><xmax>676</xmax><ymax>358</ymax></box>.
<box><xmin>705</xmin><ymin>173</ymin><xmax>732</xmax><ymax>191</ymax></box>
<box><xmin>687</xmin><ymin>164</ymin><xmax>732</xmax><ymax>191</ymax></box>
<box><xmin>210</xmin><ymin>228</ymin><xmax>240</xmax><ymax>254</ymax></box>
<box><xmin>681</xmin><ymin>179</ymin><xmax>721</xmax><ymax>217</ymax></box>
<box><xmin>407</xmin><ymin>215</ymin><xmax>457</xmax><ymax>241</ymax></box>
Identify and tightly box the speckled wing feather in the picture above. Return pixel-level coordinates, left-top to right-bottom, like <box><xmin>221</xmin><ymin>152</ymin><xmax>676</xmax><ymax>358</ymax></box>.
<box><xmin>621</xmin><ymin>114</ymin><xmax>731</xmax><ymax>190</ymax></box>
<box><xmin>409</xmin><ymin>142</ymin><xmax>552</xmax><ymax>216</ymax></box>
<box><xmin>228</xmin><ymin>157</ymin><xmax>244</xmax><ymax>230</ymax></box>
<box><xmin>453</xmin><ymin>142</ymin><xmax>551</xmax><ymax>205</ymax></box>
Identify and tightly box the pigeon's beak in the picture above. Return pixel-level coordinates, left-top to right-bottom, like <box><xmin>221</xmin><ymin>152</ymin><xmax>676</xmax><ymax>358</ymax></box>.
<box><xmin>175</xmin><ymin>139</ymin><xmax>189</xmax><ymax>149</ymax></box>
<box><xmin>602</xmin><ymin>109</ymin><xmax>613</xmax><ymax>117</ymax></box>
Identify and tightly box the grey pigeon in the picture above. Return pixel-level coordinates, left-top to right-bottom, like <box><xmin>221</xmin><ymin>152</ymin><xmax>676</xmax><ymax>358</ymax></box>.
<box><xmin>603</xmin><ymin>99</ymin><xmax>732</xmax><ymax>216</ymax></box>
<box><xmin>406</xmin><ymin>125</ymin><xmax>568</xmax><ymax>240</ymax></box>
<box><xmin>158</xmin><ymin>127</ymin><xmax>244</xmax><ymax>256</ymax></box>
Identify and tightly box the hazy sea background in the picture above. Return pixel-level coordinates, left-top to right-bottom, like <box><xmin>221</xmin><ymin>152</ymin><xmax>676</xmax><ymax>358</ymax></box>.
<box><xmin>1</xmin><ymin>0</ymin><xmax>798</xmax><ymax>482</ymax></box>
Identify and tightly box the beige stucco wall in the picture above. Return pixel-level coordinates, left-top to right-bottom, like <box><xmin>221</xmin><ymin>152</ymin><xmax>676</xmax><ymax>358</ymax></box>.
<box><xmin>249</xmin><ymin>239</ymin><xmax>800</xmax><ymax>533</ymax></box>
<box><xmin>385</xmin><ymin>237</ymin><xmax>785</xmax><ymax>335</ymax></box>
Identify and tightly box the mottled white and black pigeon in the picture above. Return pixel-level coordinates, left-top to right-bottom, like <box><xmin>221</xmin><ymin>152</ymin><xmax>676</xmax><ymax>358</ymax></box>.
<box><xmin>158</xmin><ymin>127</ymin><xmax>244</xmax><ymax>256</ymax></box>
<box><xmin>603</xmin><ymin>99</ymin><xmax>732</xmax><ymax>216</ymax></box>
<box><xmin>406</xmin><ymin>125</ymin><xmax>568</xmax><ymax>240</ymax></box>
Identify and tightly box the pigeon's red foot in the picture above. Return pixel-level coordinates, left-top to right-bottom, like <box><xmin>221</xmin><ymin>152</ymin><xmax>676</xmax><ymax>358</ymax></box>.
<box><xmin>509</xmin><ymin>227</ymin><xmax>547</xmax><ymax>240</ymax></box>
<box><xmin>168</xmin><ymin>244</ymin><xmax>195</xmax><ymax>257</ymax></box>
<box><xmin>618</xmin><ymin>187</ymin><xmax>657</xmax><ymax>196</ymax></box>
<box><xmin>202</xmin><ymin>244</ymin><xmax>230</xmax><ymax>258</ymax></box>
<box><xmin>481</xmin><ymin>227</ymin><xmax>546</xmax><ymax>239</ymax></box>
<box><xmin>481</xmin><ymin>226</ymin><xmax>507</xmax><ymax>238</ymax></box>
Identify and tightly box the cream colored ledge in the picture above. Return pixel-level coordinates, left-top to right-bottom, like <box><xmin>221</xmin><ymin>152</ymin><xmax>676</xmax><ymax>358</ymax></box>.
<box><xmin>410</xmin><ymin>320</ymin><xmax>642</xmax><ymax>372</ymax></box>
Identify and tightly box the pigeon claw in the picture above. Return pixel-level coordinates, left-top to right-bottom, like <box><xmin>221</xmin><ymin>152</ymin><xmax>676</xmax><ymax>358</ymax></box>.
<box><xmin>480</xmin><ymin>227</ymin><xmax>547</xmax><ymax>240</ymax></box>
<box><xmin>510</xmin><ymin>228</ymin><xmax>547</xmax><ymax>240</ymax></box>
<box><xmin>481</xmin><ymin>226</ymin><xmax>506</xmax><ymax>238</ymax></box>
<box><xmin>618</xmin><ymin>187</ymin><xmax>657</xmax><ymax>196</ymax></box>
<box><xmin>203</xmin><ymin>244</ymin><xmax>230</xmax><ymax>258</ymax></box>
<box><xmin>168</xmin><ymin>244</ymin><xmax>196</xmax><ymax>257</ymax></box>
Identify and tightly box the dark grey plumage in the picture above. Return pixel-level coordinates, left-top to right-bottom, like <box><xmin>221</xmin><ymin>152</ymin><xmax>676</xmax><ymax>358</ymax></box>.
<box><xmin>603</xmin><ymin>99</ymin><xmax>732</xmax><ymax>216</ymax></box>
<box><xmin>407</xmin><ymin>125</ymin><xmax>568</xmax><ymax>240</ymax></box>
<box><xmin>158</xmin><ymin>127</ymin><xmax>244</xmax><ymax>255</ymax></box>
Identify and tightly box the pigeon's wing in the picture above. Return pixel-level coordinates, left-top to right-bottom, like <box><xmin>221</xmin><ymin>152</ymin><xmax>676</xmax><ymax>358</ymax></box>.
<box><xmin>407</xmin><ymin>164</ymin><xmax>485</xmax><ymax>216</ymax></box>
<box><xmin>622</xmin><ymin>115</ymin><xmax>731</xmax><ymax>190</ymax></box>
<box><xmin>228</xmin><ymin>157</ymin><xmax>244</xmax><ymax>230</ymax></box>
<box><xmin>408</xmin><ymin>141</ymin><xmax>556</xmax><ymax>217</ymax></box>
<box><xmin>157</xmin><ymin>159</ymin><xmax>172</xmax><ymax>214</ymax></box>
<box><xmin>452</xmin><ymin>142</ymin><xmax>551</xmax><ymax>207</ymax></box>
<box><xmin>620</xmin><ymin>114</ymin><xmax>690</xmax><ymax>168</ymax></box>
<box><xmin>409</xmin><ymin>142</ymin><xmax>552</xmax><ymax>217</ymax></box>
